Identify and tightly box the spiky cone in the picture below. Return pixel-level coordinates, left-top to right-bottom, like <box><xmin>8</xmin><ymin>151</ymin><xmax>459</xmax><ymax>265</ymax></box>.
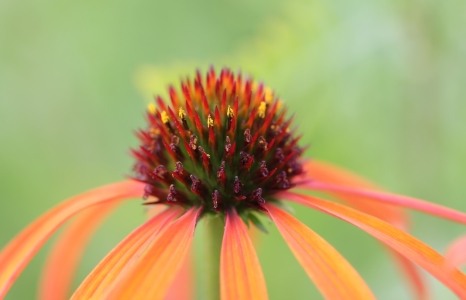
<box><xmin>1</xmin><ymin>67</ymin><xmax>466</xmax><ymax>300</ymax></box>
<box><xmin>133</xmin><ymin>67</ymin><xmax>302</xmax><ymax>218</ymax></box>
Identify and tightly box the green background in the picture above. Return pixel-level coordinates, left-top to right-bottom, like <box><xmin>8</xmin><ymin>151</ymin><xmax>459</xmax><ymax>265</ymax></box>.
<box><xmin>1</xmin><ymin>0</ymin><xmax>466</xmax><ymax>299</ymax></box>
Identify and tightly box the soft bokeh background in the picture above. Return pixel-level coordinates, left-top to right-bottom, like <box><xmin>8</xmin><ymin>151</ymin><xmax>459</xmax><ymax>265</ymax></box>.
<box><xmin>1</xmin><ymin>1</ymin><xmax>466</xmax><ymax>299</ymax></box>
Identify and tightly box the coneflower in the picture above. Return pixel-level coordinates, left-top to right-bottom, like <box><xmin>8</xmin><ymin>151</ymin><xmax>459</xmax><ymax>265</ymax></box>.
<box><xmin>1</xmin><ymin>67</ymin><xmax>466</xmax><ymax>300</ymax></box>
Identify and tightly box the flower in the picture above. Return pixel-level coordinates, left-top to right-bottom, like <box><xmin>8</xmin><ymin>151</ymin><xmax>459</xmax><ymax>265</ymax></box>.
<box><xmin>1</xmin><ymin>67</ymin><xmax>466</xmax><ymax>300</ymax></box>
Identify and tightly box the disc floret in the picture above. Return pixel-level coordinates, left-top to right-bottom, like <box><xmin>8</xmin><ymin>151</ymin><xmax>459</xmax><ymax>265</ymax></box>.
<box><xmin>132</xmin><ymin>67</ymin><xmax>304</xmax><ymax>216</ymax></box>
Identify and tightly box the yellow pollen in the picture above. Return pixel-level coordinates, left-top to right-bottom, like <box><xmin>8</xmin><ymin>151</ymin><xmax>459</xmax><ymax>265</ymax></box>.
<box><xmin>264</xmin><ymin>87</ymin><xmax>273</xmax><ymax>103</ymax></box>
<box><xmin>207</xmin><ymin>114</ymin><xmax>214</xmax><ymax>127</ymax></box>
<box><xmin>178</xmin><ymin>107</ymin><xmax>186</xmax><ymax>119</ymax></box>
<box><xmin>227</xmin><ymin>105</ymin><xmax>234</xmax><ymax>118</ymax></box>
<box><xmin>161</xmin><ymin>111</ymin><xmax>169</xmax><ymax>124</ymax></box>
<box><xmin>258</xmin><ymin>101</ymin><xmax>266</xmax><ymax>118</ymax></box>
<box><xmin>147</xmin><ymin>103</ymin><xmax>157</xmax><ymax>115</ymax></box>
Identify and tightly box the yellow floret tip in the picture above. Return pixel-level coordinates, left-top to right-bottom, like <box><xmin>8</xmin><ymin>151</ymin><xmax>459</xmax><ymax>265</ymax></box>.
<box><xmin>207</xmin><ymin>114</ymin><xmax>214</xmax><ymax>127</ymax></box>
<box><xmin>178</xmin><ymin>107</ymin><xmax>186</xmax><ymax>119</ymax></box>
<box><xmin>258</xmin><ymin>101</ymin><xmax>267</xmax><ymax>118</ymax></box>
<box><xmin>147</xmin><ymin>103</ymin><xmax>157</xmax><ymax>115</ymax></box>
<box><xmin>227</xmin><ymin>105</ymin><xmax>234</xmax><ymax>118</ymax></box>
<box><xmin>161</xmin><ymin>111</ymin><xmax>169</xmax><ymax>124</ymax></box>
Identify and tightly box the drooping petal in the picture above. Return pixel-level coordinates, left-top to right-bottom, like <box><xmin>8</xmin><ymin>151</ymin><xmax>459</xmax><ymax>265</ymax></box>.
<box><xmin>221</xmin><ymin>209</ymin><xmax>268</xmax><ymax>300</ymax></box>
<box><xmin>40</xmin><ymin>202</ymin><xmax>118</xmax><ymax>300</ymax></box>
<box><xmin>0</xmin><ymin>180</ymin><xmax>144</xmax><ymax>299</ymax></box>
<box><xmin>283</xmin><ymin>192</ymin><xmax>466</xmax><ymax>298</ymax></box>
<box><xmin>389</xmin><ymin>250</ymin><xmax>429</xmax><ymax>300</ymax></box>
<box><xmin>165</xmin><ymin>249</ymin><xmax>194</xmax><ymax>300</ymax></box>
<box><xmin>445</xmin><ymin>235</ymin><xmax>466</xmax><ymax>270</ymax></box>
<box><xmin>106</xmin><ymin>206</ymin><xmax>201</xmax><ymax>300</ymax></box>
<box><xmin>303</xmin><ymin>160</ymin><xmax>408</xmax><ymax>228</ymax></box>
<box><xmin>303</xmin><ymin>160</ymin><xmax>427</xmax><ymax>299</ymax></box>
<box><xmin>304</xmin><ymin>181</ymin><xmax>466</xmax><ymax>225</ymax></box>
<box><xmin>266</xmin><ymin>204</ymin><xmax>375</xmax><ymax>300</ymax></box>
<box><xmin>71</xmin><ymin>206</ymin><xmax>183</xmax><ymax>299</ymax></box>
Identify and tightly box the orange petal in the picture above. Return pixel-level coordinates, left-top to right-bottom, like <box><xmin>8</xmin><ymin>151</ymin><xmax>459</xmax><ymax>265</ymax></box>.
<box><xmin>283</xmin><ymin>192</ymin><xmax>466</xmax><ymax>298</ymax></box>
<box><xmin>40</xmin><ymin>202</ymin><xmax>119</xmax><ymax>300</ymax></box>
<box><xmin>106</xmin><ymin>207</ymin><xmax>201</xmax><ymax>300</ymax></box>
<box><xmin>0</xmin><ymin>180</ymin><xmax>144</xmax><ymax>299</ymax></box>
<box><xmin>165</xmin><ymin>248</ymin><xmax>194</xmax><ymax>300</ymax></box>
<box><xmin>71</xmin><ymin>206</ymin><xmax>182</xmax><ymax>299</ymax></box>
<box><xmin>221</xmin><ymin>209</ymin><xmax>268</xmax><ymax>300</ymax></box>
<box><xmin>389</xmin><ymin>250</ymin><xmax>429</xmax><ymax>300</ymax></box>
<box><xmin>266</xmin><ymin>204</ymin><xmax>375</xmax><ymax>300</ymax></box>
<box><xmin>446</xmin><ymin>235</ymin><xmax>466</xmax><ymax>269</ymax></box>
<box><xmin>303</xmin><ymin>160</ymin><xmax>407</xmax><ymax>227</ymax></box>
<box><xmin>303</xmin><ymin>160</ymin><xmax>427</xmax><ymax>299</ymax></box>
<box><xmin>304</xmin><ymin>181</ymin><xmax>466</xmax><ymax>225</ymax></box>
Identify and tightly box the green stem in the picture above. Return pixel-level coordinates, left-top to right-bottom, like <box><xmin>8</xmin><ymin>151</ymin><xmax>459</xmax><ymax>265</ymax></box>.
<box><xmin>204</xmin><ymin>216</ymin><xmax>224</xmax><ymax>300</ymax></box>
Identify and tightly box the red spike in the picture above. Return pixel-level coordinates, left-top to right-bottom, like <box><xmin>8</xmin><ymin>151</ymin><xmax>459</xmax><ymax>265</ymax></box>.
<box><xmin>233</xmin><ymin>96</ymin><xmax>239</xmax><ymax>117</ymax></box>
<box><xmin>215</xmin><ymin>79</ymin><xmax>221</xmax><ymax>97</ymax></box>
<box><xmin>190</xmin><ymin>175</ymin><xmax>206</xmax><ymax>198</ymax></box>
<box><xmin>255</xmin><ymin>83</ymin><xmax>264</xmax><ymax>102</ymax></box>
<box><xmin>168</xmin><ymin>86</ymin><xmax>179</xmax><ymax>110</ymax></box>
<box><xmin>230</xmin><ymin>81</ymin><xmax>237</xmax><ymax>98</ymax></box>
<box><xmin>206</xmin><ymin>67</ymin><xmax>216</xmax><ymax>95</ymax></box>
<box><xmin>196</xmin><ymin>69</ymin><xmax>202</xmax><ymax>85</ymax></box>
<box><xmin>181</xmin><ymin>83</ymin><xmax>191</xmax><ymax>103</ymax></box>
<box><xmin>185</xmin><ymin>100</ymin><xmax>194</xmax><ymax>125</ymax></box>
<box><xmin>244</xmin><ymin>90</ymin><xmax>252</xmax><ymax>113</ymax></box>
<box><xmin>193</xmin><ymin>111</ymin><xmax>204</xmax><ymax>141</ymax></box>
<box><xmin>276</xmin><ymin>150</ymin><xmax>298</xmax><ymax>171</ymax></box>
<box><xmin>262</xmin><ymin>137</ymin><xmax>276</xmax><ymax>157</ymax></box>
<box><xmin>236</xmin><ymin>72</ymin><xmax>242</xmax><ymax>94</ymax></box>
<box><xmin>162</xmin><ymin>139</ymin><xmax>177</xmax><ymax>161</ymax></box>
<box><xmin>131</xmin><ymin>148</ymin><xmax>148</xmax><ymax>162</ymax></box>
<box><xmin>214</xmin><ymin>106</ymin><xmax>222</xmax><ymax>133</ymax></box>
<box><xmin>224</xmin><ymin>137</ymin><xmax>236</xmax><ymax>160</ymax></box>
<box><xmin>255</xmin><ymin>167</ymin><xmax>277</xmax><ymax>184</ymax></box>
<box><xmin>246</xmin><ymin>107</ymin><xmax>257</xmax><ymax>128</ymax></box>
<box><xmin>156</xmin><ymin>96</ymin><xmax>167</xmax><ymax>112</ymax></box>
<box><xmin>248</xmin><ymin>131</ymin><xmax>259</xmax><ymax>152</ymax></box>
<box><xmin>199</xmin><ymin>147</ymin><xmax>211</xmax><ymax>176</ymax></box>
<box><xmin>229</xmin><ymin>115</ymin><xmax>236</xmax><ymax>136</ymax></box>
<box><xmin>208</xmin><ymin>126</ymin><xmax>216</xmax><ymax>153</ymax></box>
<box><xmin>194</xmin><ymin>80</ymin><xmax>202</xmax><ymax>102</ymax></box>
<box><xmin>275</xmin><ymin>105</ymin><xmax>287</xmax><ymax>125</ymax></box>
<box><xmin>202</xmin><ymin>93</ymin><xmax>210</xmax><ymax>115</ymax></box>
<box><xmin>139</xmin><ymin>146</ymin><xmax>158</xmax><ymax>163</ymax></box>
<box><xmin>185</xmin><ymin>77</ymin><xmax>192</xmax><ymax>94</ymax></box>
<box><xmin>183</xmin><ymin>140</ymin><xmax>196</xmax><ymax>163</ymax></box>
<box><xmin>167</xmin><ymin>107</ymin><xmax>185</xmax><ymax>138</ymax></box>
<box><xmin>154</xmin><ymin>121</ymin><xmax>170</xmax><ymax>142</ymax></box>
<box><xmin>259</xmin><ymin>100</ymin><xmax>278</xmax><ymax>136</ymax></box>
<box><xmin>216</xmin><ymin>161</ymin><xmax>226</xmax><ymax>188</ymax></box>
<box><xmin>245</xmin><ymin>80</ymin><xmax>252</xmax><ymax>97</ymax></box>
<box><xmin>228</xmin><ymin>72</ymin><xmax>234</xmax><ymax>88</ymax></box>
<box><xmin>220</xmin><ymin>68</ymin><xmax>226</xmax><ymax>83</ymax></box>
<box><xmin>172</xmin><ymin>161</ymin><xmax>191</xmax><ymax>187</ymax></box>
<box><xmin>147</xmin><ymin>112</ymin><xmax>158</xmax><ymax>127</ymax></box>
<box><xmin>239</xmin><ymin>151</ymin><xmax>254</xmax><ymax>173</ymax></box>
<box><xmin>221</xmin><ymin>89</ymin><xmax>227</xmax><ymax>114</ymax></box>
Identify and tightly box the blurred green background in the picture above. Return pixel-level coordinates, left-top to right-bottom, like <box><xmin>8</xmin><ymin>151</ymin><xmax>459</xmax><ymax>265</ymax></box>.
<box><xmin>1</xmin><ymin>0</ymin><xmax>466</xmax><ymax>299</ymax></box>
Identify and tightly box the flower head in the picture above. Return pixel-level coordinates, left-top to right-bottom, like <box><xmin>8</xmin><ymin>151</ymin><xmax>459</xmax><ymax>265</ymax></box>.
<box><xmin>1</xmin><ymin>67</ymin><xmax>466</xmax><ymax>300</ymax></box>
<box><xmin>133</xmin><ymin>67</ymin><xmax>302</xmax><ymax>220</ymax></box>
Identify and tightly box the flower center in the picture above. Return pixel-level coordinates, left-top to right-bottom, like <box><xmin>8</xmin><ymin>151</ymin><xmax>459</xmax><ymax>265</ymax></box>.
<box><xmin>132</xmin><ymin>68</ymin><xmax>304</xmax><ymax>215</ymax></box>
